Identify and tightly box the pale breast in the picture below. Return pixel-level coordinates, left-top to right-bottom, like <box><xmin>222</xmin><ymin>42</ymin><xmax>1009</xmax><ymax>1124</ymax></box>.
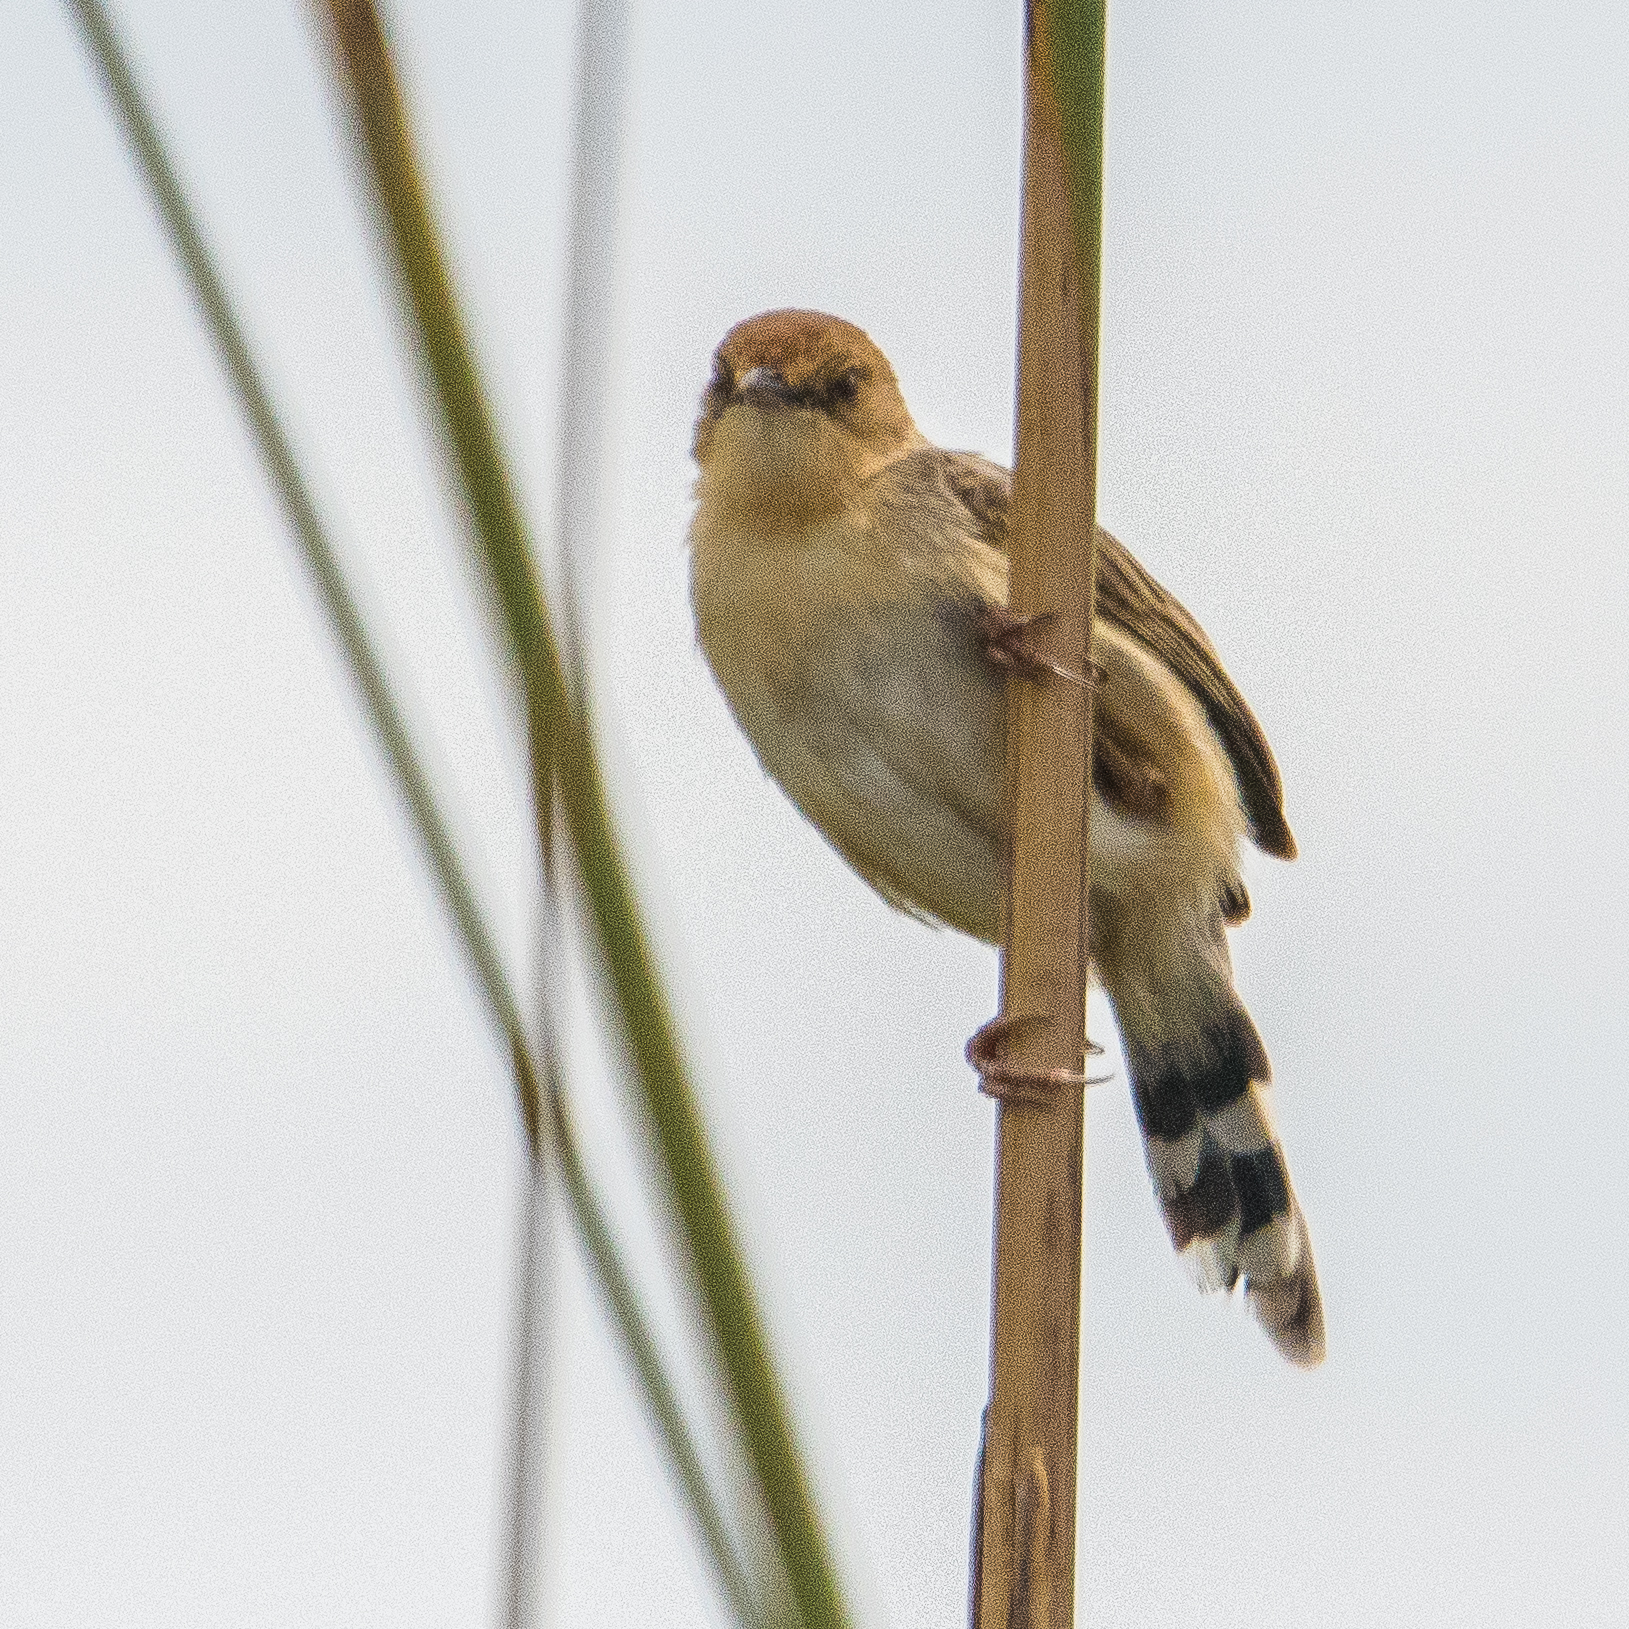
<box><xmin>693</xmin><ymin>522</ymin><xmax>1008</xmax><ymax>940</ymax></box>
<box><xmin>690</xmin><ymin>514</ymin><xmax>1244</xmax><ymax>948</ymax></box>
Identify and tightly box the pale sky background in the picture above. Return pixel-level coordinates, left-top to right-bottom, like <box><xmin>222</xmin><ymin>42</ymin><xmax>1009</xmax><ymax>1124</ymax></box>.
<box><xmin>4</xmin><ymin>2</ymin><xmax>1628</xmax><ymax>1625</ymax></box>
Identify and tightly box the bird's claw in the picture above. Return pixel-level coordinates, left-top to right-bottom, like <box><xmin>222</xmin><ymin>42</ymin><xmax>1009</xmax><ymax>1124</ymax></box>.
<box><xmin>966</xmin><ymin>1011</ymin><xmax>1106</xmax><ymax>1106</ymax></box>
<box><xmin>977</xmin><ymin>607</ymin><xmax>1103</xmax><ymax>690</ymax></box>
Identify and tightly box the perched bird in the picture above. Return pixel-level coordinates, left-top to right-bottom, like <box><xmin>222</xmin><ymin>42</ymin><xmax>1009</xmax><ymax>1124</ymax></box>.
<box><xmin>688</xmin><ymin>309</ymin><xmax>1323</xmax><ymax>1367</ymax></box>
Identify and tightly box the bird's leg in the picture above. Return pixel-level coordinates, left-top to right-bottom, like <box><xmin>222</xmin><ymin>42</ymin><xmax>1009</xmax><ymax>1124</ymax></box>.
<box><xmin>966</xmin><ymin>1011</ymin><xmax>1106</xmax><ymax>1106</ymax></box>
<box><xmin>976</xmin><ymin>605</ymin><xmax>1103</xmax><ymax>689</ymax></box>
<box><xmin>971</xmin><ymin>608</ymin><xmax>1108</xmax><ymax>1106</ymax></box>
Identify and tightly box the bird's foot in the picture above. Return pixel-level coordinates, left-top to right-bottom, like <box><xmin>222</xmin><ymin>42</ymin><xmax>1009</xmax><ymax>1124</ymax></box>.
<box><xmin>976</xmin><ymin>607</ymin><xmax>1103</xmax><ymax>689</ymax></box>
<box><xmin>966</xmin><ymin>1011</ymin><xmax>1106</xmax><ymax>1106</ymax></box>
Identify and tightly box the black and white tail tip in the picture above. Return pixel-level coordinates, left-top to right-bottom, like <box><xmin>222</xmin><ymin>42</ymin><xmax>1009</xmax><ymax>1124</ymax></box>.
<box><xmin>1128</xmin><ymin>1005</ymin><xmax>1325</xmax><ymax>1367</ymax></box>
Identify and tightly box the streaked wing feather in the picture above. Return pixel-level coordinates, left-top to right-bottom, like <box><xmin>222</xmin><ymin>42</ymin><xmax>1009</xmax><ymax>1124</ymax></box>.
<box><xmin>937</xmin><ymin>449</ymin><xmax>1297</xmax><ymax>859</ymax></box>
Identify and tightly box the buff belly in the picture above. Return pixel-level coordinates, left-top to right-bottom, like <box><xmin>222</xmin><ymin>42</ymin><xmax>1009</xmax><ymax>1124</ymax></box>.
<box><xmin>697</xmin><ymin>586</ymin><xmax>1181</xmax><ymax>947</ymax></box>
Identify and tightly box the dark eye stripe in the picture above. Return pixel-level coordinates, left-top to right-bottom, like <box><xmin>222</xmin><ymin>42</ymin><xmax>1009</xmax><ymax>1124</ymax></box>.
<box><xmin>713</xmin><ymin>365</ymin><xmax>865</xmax><ymax>414</ymax></box>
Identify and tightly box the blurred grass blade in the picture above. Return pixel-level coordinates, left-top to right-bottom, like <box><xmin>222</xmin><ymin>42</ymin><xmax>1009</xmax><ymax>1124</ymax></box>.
<box><xmin>61</xmin><ymin>0</ymin><xmax>533</xmax><ymax>1106</ymax></box>
<box><xmin>501</xmin><ymin>1141</ymin><xmax>550</xmax><ymax>1629</ymax></box>
<box><xmin>62</xmin><ymin>5</ymin><xmax>759</xmax><ymax>1624</ymax></box>
<box><xmin>552</xmin><ymin>0</ymin><xmax>631</xmax><ymax>679</ymax></box>
<box><xmin>503</xmin><ymin>3</ymin><xmax>632</xmax><ymax>1610</ymax></box>
<box><xmin>318</xmin><ymin>5</ymin><xmax>851</xmax><ymax>1624</ymax></box>
<box><xmin>531</xmin><ymin>1028</ymin><xmax>768</xmax><ymax>1629</ymax></box>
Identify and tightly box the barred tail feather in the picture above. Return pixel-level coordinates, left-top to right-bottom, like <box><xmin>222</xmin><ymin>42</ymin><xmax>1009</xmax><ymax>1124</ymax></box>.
<box><xmin>1121</xmin><ymin>994</ymin><xmax>1325</xmax><ymax>1367</ymax></box>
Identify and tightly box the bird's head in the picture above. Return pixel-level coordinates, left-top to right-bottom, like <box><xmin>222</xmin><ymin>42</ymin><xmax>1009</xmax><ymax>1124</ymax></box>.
<box><xmin>691</xmin><ymin>310</ymin><xmax>919</xmax><ymax>529</ymax></box>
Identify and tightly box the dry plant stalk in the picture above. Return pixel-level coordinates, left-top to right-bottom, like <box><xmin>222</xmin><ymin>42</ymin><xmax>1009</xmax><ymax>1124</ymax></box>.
<box><xmin>975</xmin><ymin>6</ymin><xmax>1101</xmax><ymax>1627</ymax></box>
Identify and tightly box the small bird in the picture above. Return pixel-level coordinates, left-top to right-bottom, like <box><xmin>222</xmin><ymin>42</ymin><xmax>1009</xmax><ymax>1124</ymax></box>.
<box><xmin>688</xmin><ymin>309</ymin><xmax>1323</xmax><ymax>1367</ymax></box>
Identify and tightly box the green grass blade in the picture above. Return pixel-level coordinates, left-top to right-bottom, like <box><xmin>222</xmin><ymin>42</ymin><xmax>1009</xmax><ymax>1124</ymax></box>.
<box><xmin>318</xmin><ymin>6</ymin><xmax>849</xmax><ymax>1623</ymax></box>
<box><xmin>61</xmin><ymin>0</ymin><xmax>531</xmax><ymax>1103</ymax></box>
<box><xmin>62</xmin><ymin>5</ymin><xmax>760</xmax><ymax>1623</ymax></box>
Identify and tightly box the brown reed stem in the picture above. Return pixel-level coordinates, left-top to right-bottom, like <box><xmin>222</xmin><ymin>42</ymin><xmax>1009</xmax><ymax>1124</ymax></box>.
<box><xmin>974</xmin><ymin>3</ymin><xmax>1106</xmax><ymax>1626</ymax></box>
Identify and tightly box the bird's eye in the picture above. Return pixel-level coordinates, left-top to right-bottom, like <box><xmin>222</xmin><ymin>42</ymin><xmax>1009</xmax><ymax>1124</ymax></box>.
<box><xmin>826</xmin><ymin>368</ymin><xmax>862</xmax><ymax>407</ymax></box>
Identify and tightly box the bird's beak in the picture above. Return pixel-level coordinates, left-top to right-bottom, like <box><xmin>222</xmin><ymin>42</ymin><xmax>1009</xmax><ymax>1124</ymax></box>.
<box><xmin>737</xmin><ymin>366</ymin><xmax>800</xmax><ymax>410</ymax></box>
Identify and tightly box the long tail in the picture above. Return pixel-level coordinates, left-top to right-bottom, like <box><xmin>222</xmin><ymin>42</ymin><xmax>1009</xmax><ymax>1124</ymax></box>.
<box><xmin>1113</xmin><ymin>988</ymin><xmax>1324</xmax><ymax>1366</ymax></box>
